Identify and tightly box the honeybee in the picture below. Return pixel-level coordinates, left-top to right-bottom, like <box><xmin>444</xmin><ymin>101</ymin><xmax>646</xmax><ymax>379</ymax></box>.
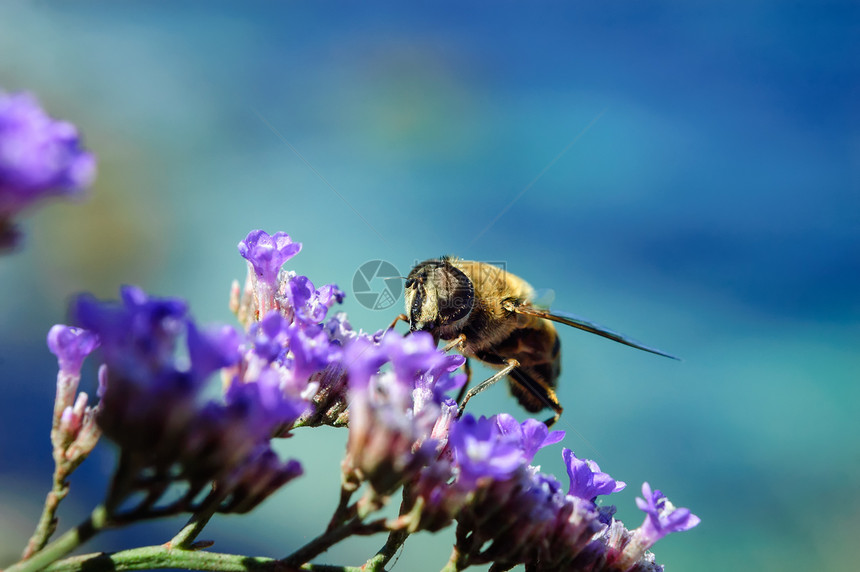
<box><xmin>391</xmin><ymin>257</ymin><xmax>677</xmax><ymax>426</ymax></box>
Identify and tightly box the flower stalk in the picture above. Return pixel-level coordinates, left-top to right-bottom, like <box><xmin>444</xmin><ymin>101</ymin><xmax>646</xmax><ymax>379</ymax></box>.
<box><xmin>41</xmin><ymin>547</ymin><xmax>356</xmax><ymax>572</ymax></box>
<box><xmin>9</xmin><ymin>505</ymin><xmax>112</xmax><ymax>572</ymax></box>
<box><xmin>282</xmin><ymin>516</ymin><xmax>388</xmax><ymax>568</ymax></box>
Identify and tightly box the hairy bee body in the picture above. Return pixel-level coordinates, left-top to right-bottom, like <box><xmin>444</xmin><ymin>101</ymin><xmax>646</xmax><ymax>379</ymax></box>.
<box><xmin>405</xmin><ymin>258</ymin><xmax>563</xmax><ymax>414</ymax></box>
<box><xmin>402</xmin><ymin>257</ymin><xmax>676</xmax><ymax>423</ymax></box>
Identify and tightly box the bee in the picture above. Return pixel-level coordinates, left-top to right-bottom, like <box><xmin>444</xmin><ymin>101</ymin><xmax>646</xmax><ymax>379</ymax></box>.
<box><xmin>390</xmin><ymin>257</ymin><xmax>677</xmax><ymax>426</ymax></box>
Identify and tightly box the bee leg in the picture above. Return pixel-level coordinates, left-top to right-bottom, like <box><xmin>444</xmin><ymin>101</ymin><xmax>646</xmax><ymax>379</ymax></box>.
<box><xmin>439</xmin><ymin>334</ymin><xmax>471</xmax><ymax>403</ymax></box>
<box><xmin>441</xmin><ymin>333</ymin><xmax>466</xmax><ymax>352</ymax></box>
<box><xmin>386</xmin><ymin>313</ymin><xmax>408</xmax><ymax>332</ymax></box>
<box><xmin>455</xmin><ymin>357</ymin><xmax>472</xmax><ymax>404</ymax></box>
<box><xmin>458</xmin><ymin>358</ymin><xmax>520</xmax><ymax>417</ymax></box>
<box><xmin>542</xmin><ymin>401</ymin><xmax>563</xmax><ymax>428</ymax></box>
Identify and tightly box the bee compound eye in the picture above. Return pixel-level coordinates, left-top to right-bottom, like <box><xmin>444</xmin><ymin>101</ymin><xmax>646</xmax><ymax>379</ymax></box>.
<box><xmin>404</xmin><ymin>278</ymin><xmax>414</xmax><ymax>288</ymax></box>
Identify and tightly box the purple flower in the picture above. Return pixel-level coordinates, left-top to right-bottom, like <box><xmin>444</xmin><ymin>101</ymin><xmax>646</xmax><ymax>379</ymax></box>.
<box><xmin>218</xmin><ymin>447</ymin><xmax>303</xmax><ymax>513</ymax></box>
<box><xmin>343</xmin><ymin>369</ymin><xmax>436</xmax><ymax>495</ymax></box>
<box><xmin>187</xmin><ymin>322</ymin><xmax>242</xmax><ymax>380</ymax></box>
<box><xmin>364</xmin><ymin>331</ymin><xmax>466</xmax><ymax>418</ymax></box>
<box><xmin>47</xmin><ymin>326</ymin><xmax>103</xmax><ymax>464</ymax></box>
<box><xmin>244</xmin><ymin>311</ymin><xmax>342</xmax><ymax>407</ymax></box>
<box><xmin>494</xmin><ymin>414</ymin><xmax>564</xmax><ymax>463</ymax></box>
<box><xmin>72</xmin><ymin>287</ymin><xmax>219</xmax><ymax>443</ymax></box>
<box><xmin>634</xmin><ymin>482</ymin><xmax>700</xmax><ymax>546</ymax></box>
<box><xmin>47</xmin><ymin>325</ymin><xmax>100</xmax><ymax>376</ymax></box>
<box><xmin>47</xmin><ymin>325</ymin><xmax>102</xmax><ymax>454</ymax></box>
<box><xmin>449</xmin><ymin>414</ymin><xmax>526</xmax><ymax>485</ymax></box>
<box><xmin>238</xmin><ymin>230</ymin><xmax>301</xmax><ymax>287</ymax></box>
<box><xmin>249</xmin><ymin>311</ymin><xmax>291</xmax><ymax>363</ymax></box>
<box><xmin>284</xmin><ymin>323</ymin><xmax>342</xmax><ymax>385</ymax></box>
<box><xmin>381</xmin><ymin>331</ymin><xmax>446</xmax><ymax>381</ymax></box>
<box><xmin>0</xmin><ymin>91</ymin><xmax>95</xmax><ymax>215</ymax></box>
<box><xmin>224</xmin><ymin>370</ymin><xmax>306</xmax><ymax>436</ymax></box>
<box><xmin>341</xmin><ymin>332</ymin><xmax>465</xmax><ymax>495</ymax></box>
<box><xmin>422</xmin><ymin>353</ymin><xmax>466</xmax><ymax>398</ymax></box>
<box><xmin>342</xmin><ymin>335</ymin><xmax>389</xmax><ymax>389</ymax></box>
<box><xmin>323</xmin><ymin>312</ymin><xmax>357</xmax><ymax>345</ymax></box>
<box><xmin>610</xmin><ymin>483</ymin><xmax>700</xmax><ymax>570</ymax></box>
<box><xmin>69</xmin><ymin>286</ymin><xmax>303</xmax><ymax>517</ymax></box>
<box><xmin>232</xmin><ymin>230</ymin><xmax>348</xmax><ymax>333</ymax></box>
<box><xmin>448</xmin><ymin>460</ymin><xmax>606</xmax><ymax>570</ymax></box>
<box><xmin>563</xmin><ymin>448</ymin><xmax>626</xmax><ymax>502</ymax></box>
<box><xmin>74</xmin><ymin>285</ymin><xmax>189</xmax><ymax>371</ymax></box>
<box><xmin>287</xmin><ymin>275</ymin><xmax>345</xmax><ymax>325</ymax></box>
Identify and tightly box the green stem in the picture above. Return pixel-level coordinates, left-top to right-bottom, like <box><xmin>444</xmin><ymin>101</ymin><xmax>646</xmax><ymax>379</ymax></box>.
<box><xmin>283</xmin><ymin>517</ymin><xmax>388</xmax><ymax>567</ymax></box>
<box><xmin>282</xmin><ymin>517</ymin><xmax>362</xmax><ymax>567</ymax></box>
<box><xmin>8</xmin><ymin>505</ymin><xmax>111</xmax><ymax>572</ymax></box>
<box><xmin>168</xmin><ymin>503</ymin><xmax>219</xmax><ymax>549</ymax></box>
<box><xmin>325</xmin><ymin>486</ymin><xmax>355</xmax><ymax>532</ymax></box>
<box><xmin>362</xmin><ymin>528</ymin><xmax>409</xmax><ymax>572</ymax></box>
<box><xmin>39</xmin><ymin>545</ymin><xmax>361</xmax><ymax>572</ymax></box>
<box><xmin>20</xmin><ymin>467</ymin><xmax>69</xmax><ymax>559</ymax></box>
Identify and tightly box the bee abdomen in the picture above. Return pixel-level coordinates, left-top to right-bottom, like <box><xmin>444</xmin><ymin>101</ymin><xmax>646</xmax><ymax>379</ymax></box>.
<box><xmin>508</xmin><ymin>365</ymin><xmax>560</xmax><ymax>413</ymax></box>
<box><xmin>473</xmin><ymin>322</ymin><xmax>562</xmax><ymax>414</ymax></box>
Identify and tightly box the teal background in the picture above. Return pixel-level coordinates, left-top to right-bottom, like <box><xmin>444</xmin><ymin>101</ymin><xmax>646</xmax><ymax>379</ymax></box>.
<box><xmin>1</xmin><ymin>2</ymin><xmax>858</xmax><ymax>570</ymax></box>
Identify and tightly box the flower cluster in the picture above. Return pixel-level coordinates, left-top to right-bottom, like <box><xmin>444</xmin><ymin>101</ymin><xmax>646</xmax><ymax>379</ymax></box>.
<box><xmin>49</xmin><ymin>229</ymin><xmax>366</xmax><ymax>521</ymax></box>
<box><xmin>230</xmin><ymin>229</ymin><xmax>699</xmax><ymax>569</ymax></box>
<box><xmin>232</xmin><ymin>229</ymin><xmax>355</xmax><ymax>428</ymax></box>
<box><xmin>2</xmin><ymin>81</ymin><xmax>698</xmax><ymax>570</ymax></box>
<box><xmin>67</xmin><ymin>285</ymin><xmax>304</xmax><ymax>518</ymax></box>
<box><xmin>0</xmin><ymin>91</ymin><xmax>95</xmax><ymax>249</ymax></box>
<box><xmin>335</xmin><ymin>289</ymin><xmax>699</xmax><ymax>570</ymax></box>
<box><xmin>341</xmin><ymin>331</ymin><xmax>465</xmax><ymax>498</ymax></box>
<box><xmin>31</xmin><ymin>228</ymin><xmax>698</xmax><ymax>571</ymax></box>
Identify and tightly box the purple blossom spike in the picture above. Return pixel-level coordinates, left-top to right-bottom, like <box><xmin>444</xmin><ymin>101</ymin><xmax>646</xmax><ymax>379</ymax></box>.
<box><xmin>0</xmin><ymin>91</ymin><xmax>95</xmax><ymax>248</ymax></box>
<box><xmin>422</xmin><ymin>352</ymin><xmax>466</xmax><ymax>398</ymax></box>
<box><xmin>563</xmin><ymin>448</ymin><xmax>626</xmax><ymax>502</ymax></box>
<box><xmin>244</xmin><ymin>311</ymin><xmax>342</xmax><ymax>410</ymax></box>
<box><xmin>238</xmin><ymin>230</ymin><xmax>301</xmax><ymax>287</ymax></box>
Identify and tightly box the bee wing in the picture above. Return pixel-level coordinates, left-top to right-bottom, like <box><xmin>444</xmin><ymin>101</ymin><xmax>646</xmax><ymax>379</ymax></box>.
<box><xmin>530</xmin><ymin>288</ymin><xmax>556</xmax><ymax>309</ymax></box>
<box><xmin>510</xmin><ymin>304</ymin><xmax>680</xmax><ymax>360</ymax></box>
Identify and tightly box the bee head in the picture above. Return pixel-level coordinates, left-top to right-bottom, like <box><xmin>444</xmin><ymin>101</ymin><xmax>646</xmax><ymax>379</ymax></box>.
<box><xmin>404</xmin><ymin>258</ymin><xmax>474</xmax><ymax>335</ymax></box>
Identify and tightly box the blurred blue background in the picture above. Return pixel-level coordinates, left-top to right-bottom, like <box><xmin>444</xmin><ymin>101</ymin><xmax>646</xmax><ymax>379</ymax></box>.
<box><xmin>1</xmin><ymin>1</ymin><xmax>858</xmax><ymax>570</ymax></box>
